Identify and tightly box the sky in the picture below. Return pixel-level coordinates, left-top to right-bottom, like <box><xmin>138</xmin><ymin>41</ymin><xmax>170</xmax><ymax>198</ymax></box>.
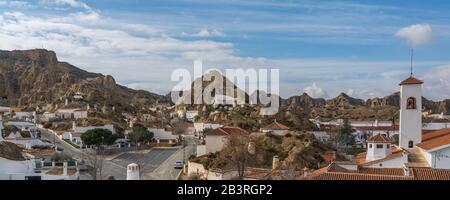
<box><xmin>1</xmin><ymin>0</ymin><xmax>450</xmax><ymax>100</ymax></box>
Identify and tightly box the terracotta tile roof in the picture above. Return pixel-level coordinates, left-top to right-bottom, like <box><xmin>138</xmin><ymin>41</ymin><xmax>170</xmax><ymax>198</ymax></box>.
<box><xmin>399</xmin><ymin>76</ymin><xmax>424</xmax><ymax>85</ymax></box>
<box><xmin>422</xmin><ymin>128</ymin><xmax>450</xmax><ymax>142</ymax></box>
<box><xmin>354</xmin><ymin>125</ymin><xmax>398</xmax><ymax>131</ymax></box>
<box><xmin>417</xmin><ymin>128</ymin><xmax>450</xmax><ymax>151</ymax></box>
<box><xmin>366</xmin><ymin>134</ymin><xmax>393</xmax><ymax>143</ymax></box>
<box><xmin>207</xmin><ymin>126</ymin><xmax>250</xmax><ymax>136</ymax></box>
<box><xmin>302</xmin><ymin>163</ymin><xmax>450</xmax><ymax>180</ymax></box>
<box><xmin>320</xmin><ymin>153</ymin><xmax>336</xmax><ymax>162</ymax></box>
<box><xmin>243</xmin><ymin>168</ymin><xmax>272</xmax><ymax>180</ymax></box>
<box><xmin>261</xmin><ymin>121</ymin><xmax>289</xmax><ymax>130</ymax></box>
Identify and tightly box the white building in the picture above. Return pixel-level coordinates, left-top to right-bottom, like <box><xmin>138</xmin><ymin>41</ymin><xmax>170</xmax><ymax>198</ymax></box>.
<box><xmin>72</xmin><ymin>121</ymin><xmax>115</xmax><ymax>134</ymax></box>
<box><xmin>13</xmin><ymin>112</ymin><xmax>34</xmax><ymax>120</ymax></box>
<box><xmin>61</xmin><ymin>132</ymin><xmax>83</xmax><ymax>146</ymax></box>
<box><xmin>0</xmin><ymin>141</ymin><xmax>79</xmax><ymax>180</ymax></box>
<box><xmin>148</xmin><ymin>127</ymin><xmax>178</xmax><ymax>143</ymax></box>
<box><xmin>311</xmin><ymin>131</ymin><xmax>330</xmax><ymax>142</ymax></box>
<box><xmin>55</xmin><ymin>109</ymin><xmax>88</xmax><ymax>119</ymax></box>
<box><xmin>6</xmin><ymin>121</ymin><xmax>36</xmax><ymax>130</ymax></box>
<box><xmin>193</xmin><ymin>122</ymin><xmax>223</xmax><ymax>134</ymax></box>
<box><xmin>205</xmin><ymin>127</ymin><xmax>250</xmax><ymax>154</ymax></box>
<box><xmin>260</xmin><ymin>121</ymin><xmax>289</xmax><ymax>136</ymax></box>
<box><xmin>399</xmin><ymin>77</ymin><xmax>423</xmax><ymax>150</ymax></box>
<box><xmin>349</xmin><ymin>76</ymin><xmax>450</xmax><ymax>170</ymax></box>
<box><xmin>186</xmin><ymin>110</ymin><xmax>199</xmax><ymax>122</ymax></box>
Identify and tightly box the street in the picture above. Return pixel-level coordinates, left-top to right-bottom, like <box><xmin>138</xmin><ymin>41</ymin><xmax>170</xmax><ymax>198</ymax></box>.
<box><xmin>39</xmin><ymin>128</ymin><xmax>195</xmax><ymax>180</ymax></box>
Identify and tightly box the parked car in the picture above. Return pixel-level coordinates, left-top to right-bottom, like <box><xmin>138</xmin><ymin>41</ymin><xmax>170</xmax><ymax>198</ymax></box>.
<box><xmin>174</xmin><ymin>160</ymin><xmax>184</xmax><ymax>169</ymax></box>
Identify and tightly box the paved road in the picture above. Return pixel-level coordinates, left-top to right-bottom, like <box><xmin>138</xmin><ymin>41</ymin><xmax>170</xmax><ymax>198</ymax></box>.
<box><xmin>39</xmin><ymin>128</ymin><xmax>126</xmax><ymax>180</ymax></box>
<box><xmin>111</xmin><ymin>149</ymin><xmax>177</xmax><ymax>175</ymax></box>
<box><xmin>39</xmin><ymin>128</ymin><xmax>195</xmax><ymax>180</ymax></box>
<box><xmin>145</xmin><ymin>136</ymin><xmax>196</xmax><ymax>180</ymax></box>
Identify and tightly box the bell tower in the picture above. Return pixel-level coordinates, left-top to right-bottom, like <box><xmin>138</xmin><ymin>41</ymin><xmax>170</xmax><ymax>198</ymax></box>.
<box><xmin>399</xmin><ymin>76</ymin><xmax>423</xmax><ymax>150</ymax></box>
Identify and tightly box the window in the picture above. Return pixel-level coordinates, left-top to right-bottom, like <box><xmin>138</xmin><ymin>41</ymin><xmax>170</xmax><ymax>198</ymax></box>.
<box><xmin>386</xmin><ymin>144</ymin><xmax>390</xmax><ymax>149</ymax></box>
<box><xmin>376</xmin><ymin>144</ymin><xmax>383</xmax><ymax>149</ymax></box>
<box><xmin>408</xmin><ymin>141</ymin><xmax>414</xmax><ymax>148</ymax></box>
<box><xmin>369</xmin><ymin>144</ymin><xmax>372</xmax><ymax>148</ymax></box>
<box><xmin>406</xmin><ymin>97</ymin><xmax>417</xmax><ymax>109</ymax></box>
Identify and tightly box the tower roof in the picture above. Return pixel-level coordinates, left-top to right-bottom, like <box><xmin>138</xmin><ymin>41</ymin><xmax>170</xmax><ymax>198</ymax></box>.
<box><xmin>366</xmin><ymin>134</ymin><xmax>392</xmax><ymax>143</ymax></box>
<box><xmin>399</xmin><ymin>76</ymin><xmax>423</xmax><ymax>85</ymax></box>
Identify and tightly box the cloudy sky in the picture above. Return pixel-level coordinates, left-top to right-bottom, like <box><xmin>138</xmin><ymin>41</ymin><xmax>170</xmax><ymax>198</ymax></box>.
<box><xmin>1</xmin><ymin>0</ymin><xmax>450</xmax><ymax>100</ymax></box>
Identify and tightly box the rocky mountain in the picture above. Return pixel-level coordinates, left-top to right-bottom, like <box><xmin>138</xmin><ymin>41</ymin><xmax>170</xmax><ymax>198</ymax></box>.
<box><xmin>282</xmin><ymin>93</ymin><xmax>325</xmax><ymax>111</ymax></box>
<box><xmin>172</xmin><ymin>70</ymin><xmax>249</xmax><ymax>107</ymax></box>
<box><xmin>0</xmin><ymin>49</ymin><xmax>169</xmax><ymax>113</ymax></box>
<box><xmin>326</xmin><ymin>92</ymin><xmax>365</xmax><ymax>108</ymax></box>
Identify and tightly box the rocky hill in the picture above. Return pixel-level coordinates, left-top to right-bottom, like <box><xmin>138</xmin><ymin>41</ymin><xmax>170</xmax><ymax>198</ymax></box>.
<box><xmin>282</xmin><ymin>93</ymin><xmax>326</xmax><ymax>111</ymax></box>
<box><xmin>0</xmin><ymin>49</ymin><xmax>169</xmax><ymax>113</ymax></box>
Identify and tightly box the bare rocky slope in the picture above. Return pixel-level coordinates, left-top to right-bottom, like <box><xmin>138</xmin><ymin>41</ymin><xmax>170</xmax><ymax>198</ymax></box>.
<box><xmin>0</xmin><ymin>49</ymin><xmax>169</xmax><ymax>113</ymax></box>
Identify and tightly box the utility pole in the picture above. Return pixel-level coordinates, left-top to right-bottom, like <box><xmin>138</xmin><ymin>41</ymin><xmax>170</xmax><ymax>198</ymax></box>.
<box><xmin>183</xmin><ymin>140</ymin><xmax>186</xmax><ymax>163</ymax></box>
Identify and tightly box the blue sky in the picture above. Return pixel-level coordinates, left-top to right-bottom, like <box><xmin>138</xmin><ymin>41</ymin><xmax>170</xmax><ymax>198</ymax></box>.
<box><xmin>1</xmin><ymin>0</ymin><xmax>450</xmax><ymax>100</ymax></box>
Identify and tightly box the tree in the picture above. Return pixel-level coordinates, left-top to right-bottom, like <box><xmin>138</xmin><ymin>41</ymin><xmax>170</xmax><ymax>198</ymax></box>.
<box><xmin>81</xmin><ymin>128</ymin><xmax>118</xmax><ymax>147</ymax></box>
<box><xmin>337</xmin><ymin>119</ymin><xmax>354</xmax><ymax>146</ymax></box>
<box><xmin>128</xmin><ymin>125</ymin><xmax>154</xmax><ymax>145</ymax></box>
<box><xmin>80</xmin><ymin>129</ymin><xmax>117</xmax><ymax>180</ymax></box>
<box><xmin>193</xmin><ymin>115</ymin><xmax>201</xmax><ymax>122</ymax></box>
<box><xmin>220</xmin><ymin>135</ymin><xmax>252</xmax><ymax>179</ymax></box>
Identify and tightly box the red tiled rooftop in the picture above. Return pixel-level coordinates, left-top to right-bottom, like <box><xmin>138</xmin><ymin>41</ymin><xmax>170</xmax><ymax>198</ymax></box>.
<box><xmin>354</xmin><ymin>125</ymin><xmax>398</xmax><ymax>131</ymax></box>
<box><xmin>261</xmin><ymin>121</ymin><xmax>289</xmax><ymax>130</ymax></box>
<box><xmin>399</xmin><ymin>76</ymin><xmax>424</xmax><ymax>85</ymax></box>
<box><xmin>417</xmin><ymin>128</ymin><xmax>450</xmax><ymax>151</ymax></box>
<box><xmin>366</xmin><ymin>134</ymin><xmax>393</xmax><ymax>143</ymax></box>
<box><xmin>302</xmin><ymin>163</ymin><xmax>450</xmax><ymax>180</ymax></box>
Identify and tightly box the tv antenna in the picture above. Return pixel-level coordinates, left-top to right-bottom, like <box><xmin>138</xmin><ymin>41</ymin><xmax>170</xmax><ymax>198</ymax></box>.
<box><xmin>410</xmin><ymin>48</ymin><xmax>414</xmax><ymax>77</ymax></box>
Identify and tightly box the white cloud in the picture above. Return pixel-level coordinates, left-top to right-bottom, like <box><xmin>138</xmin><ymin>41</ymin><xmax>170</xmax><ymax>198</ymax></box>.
<box><xmin>184</xmin><ymin>29</ymin><xmax>226</xmax><ymax>37</ymax></box>
<box><xmin>346</xmin><ymin>89</ymin><xmax>354</xmax><ymax>96</ymax></box>
<box><xmin>303</xmin><ymin>83</ymin><xmax>328</xmax><ymax>98</ymax></box>
<box><xmin>2</xmin><ymin>1</ymin><xmax>450</xmax><ymax>101</ymax></box>
<box><xmin>422</xmin><ymin>65</ymin><xmax>450</xmax><ymax>100</ymax></box>
<box><xmin>0</xmin><ymin>10</ymin><xmax>242</xmax><ymax>94</ymax></box>
<box><xmin>395</xmin><ymin>24</ymin><xmax>433</xmax><ymax>46</ymax></box>
<box><xmin>0</xmin><ymin>1</ymin><xmax>32</xmax><ymax>8</ymax></box>
<box><xmin>40</xmin><ymin>0</ymin><xmax>92</xmax><ymax>11</ymax></box>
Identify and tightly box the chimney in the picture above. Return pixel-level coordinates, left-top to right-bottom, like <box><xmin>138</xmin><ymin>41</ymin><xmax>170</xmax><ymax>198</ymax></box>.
<box><xmin>403</xmin><ymin>166</ymin><xmax>410</xmax><ymax>176</ymax></box>
<box><xmin>303</xmin><ymin>167</ymin><xmax>310</xmax><ymax>178</ymax></box>
<box><xmin>63</xmin><ymin>160</ymin><xmax>68</xmax><ymax>176</ymax></box>
<box><xmin>25</xmin><ymin>142</ymin><xmax>32</xmax><ymax>150</ymax></box>
<box><xmin>272</xmin><ymin>156</ymin><xmax>280</xmax><ymax>170</ymax></box>
<box><xmin>247</xmin><ymin>141</ymin><xmax>256</xmax><ymax>155</ymax></box>
<box><xmin>127</xmin><ymin>163</ymin><xmax>140</xmax><ymax>180</ymax></box>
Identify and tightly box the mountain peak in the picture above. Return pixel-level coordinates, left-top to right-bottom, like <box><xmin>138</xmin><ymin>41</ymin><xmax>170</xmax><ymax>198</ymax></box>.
<box><xmin>0</xmin><ymin>49</ymin><xmax>58</xmax><ymax>65</ymax></box>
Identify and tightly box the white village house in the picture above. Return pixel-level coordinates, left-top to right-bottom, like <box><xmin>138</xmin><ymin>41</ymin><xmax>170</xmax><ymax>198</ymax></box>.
<box><xmin>205</xmin><ymin>126</ymin><xmax>250</xmax><ymax>154</ymax></box>
<box><xmin>61</xmin><ymin>122</ymin><xmax>116</xmax><ymax>147</ymax></box>
<box><xmin>185</xmin><ymin>110</ymin><xmax>199</xmax><ymax>122</ymax></box>
<box><xmin>148</xmin><ymin>127</ymin><xmax>178</xmax><ymax>144</ymax></box>
<box><xmin>260</xmin><ymin>121</ymin><xmax>290</xmax><ymax>136</ymax></box>
<box><xmin>55</xmin><ymin>109</ymin><xmax>88</xmax><ymax>120</ymax></box>
<box><xmin>0</xmin><ymin>141</ymin><xmax>79</xmax><ymax>180</ymax></box>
